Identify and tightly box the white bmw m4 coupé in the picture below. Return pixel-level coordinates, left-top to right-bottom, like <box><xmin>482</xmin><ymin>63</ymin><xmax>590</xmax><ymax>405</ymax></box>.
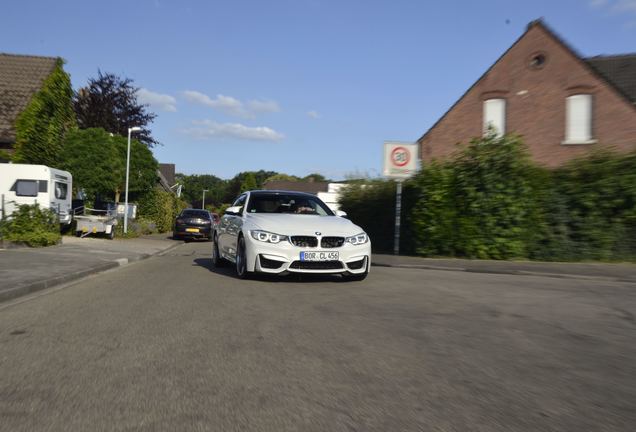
<box><xmin>212</xmin><ymin>190</ymin><xmax>371</xmax><ymax>280</ymax></box>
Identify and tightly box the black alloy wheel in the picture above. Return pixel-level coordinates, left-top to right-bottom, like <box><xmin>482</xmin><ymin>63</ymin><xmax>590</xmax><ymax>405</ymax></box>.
<box><xmin>235</xmin><ymin>235</ymin><xmax>250</xmax><ymax>279</ymax></box>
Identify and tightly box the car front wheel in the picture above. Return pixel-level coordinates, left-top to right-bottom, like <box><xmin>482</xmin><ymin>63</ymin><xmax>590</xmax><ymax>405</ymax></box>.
<box><xmin>235</xmin><ymin>235</ymin><xmax>250</xmax><ymax>279</ymax></box>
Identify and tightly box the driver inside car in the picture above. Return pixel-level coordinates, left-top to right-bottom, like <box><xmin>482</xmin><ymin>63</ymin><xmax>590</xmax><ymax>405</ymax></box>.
<box><xmin>292</xmin><ymin>199</ymin><xmax>316</xmax><ymax>214</ymax></box>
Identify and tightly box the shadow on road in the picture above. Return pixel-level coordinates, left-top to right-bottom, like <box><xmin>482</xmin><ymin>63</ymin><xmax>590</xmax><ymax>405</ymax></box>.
<box><xmin>192</xmin><ymin>258</ymin><xmax>347</xmax><ymax>283</ymax></box>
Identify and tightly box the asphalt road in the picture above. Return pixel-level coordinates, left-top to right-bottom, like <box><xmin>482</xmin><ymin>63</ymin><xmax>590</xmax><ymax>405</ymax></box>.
<box><xmin>1</xmin><ymin>241</ymin><xmax>635</xmax><ymax>432</ymax></box>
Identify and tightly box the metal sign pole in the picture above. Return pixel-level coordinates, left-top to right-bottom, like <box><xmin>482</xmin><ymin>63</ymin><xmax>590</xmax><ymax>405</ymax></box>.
<box><xmin>394</xmin><ymin>180</ymin><xmax>402</xmax><ymax>255</ymax></box>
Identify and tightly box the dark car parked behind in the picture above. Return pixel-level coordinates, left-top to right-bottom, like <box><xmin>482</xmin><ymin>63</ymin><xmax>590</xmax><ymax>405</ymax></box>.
<box><xmin>173</xmin><ymin>209</ymin><xmax>213</xmax><ymax>241</ymax></box>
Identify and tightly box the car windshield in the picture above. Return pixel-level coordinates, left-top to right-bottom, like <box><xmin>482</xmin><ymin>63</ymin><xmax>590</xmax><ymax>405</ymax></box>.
<box><xmin>181</xmin><ymin>210</ymin><xmax>210</xmax><ymax>219</ymax></box>
<box><xmin>247</xmin><ymin>193</ymin><xmax>334</xmax><ymax>216</ymax></box>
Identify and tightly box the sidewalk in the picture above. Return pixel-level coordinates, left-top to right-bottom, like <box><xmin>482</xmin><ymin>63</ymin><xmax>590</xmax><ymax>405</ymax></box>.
<box><xmin>372</xmin><ymin>254</ymin><xmax>636</xmax><ymax>283</ymax></box>
<box><xmin>0</xmin><ymin>234</ymin><xmax>182</xmax><ymax>302</ymax></box>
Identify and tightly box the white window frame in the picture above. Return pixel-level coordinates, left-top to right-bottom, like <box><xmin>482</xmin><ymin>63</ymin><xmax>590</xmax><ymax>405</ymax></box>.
<box><xmin>483</xmin><ymin>98</ymin><xmax>506</xmax><ymax>137</ymax></box>
<box><xmin>562</xmin><ymin>94</ymin><xmax>596</xmax><ymax>145</ymax></box>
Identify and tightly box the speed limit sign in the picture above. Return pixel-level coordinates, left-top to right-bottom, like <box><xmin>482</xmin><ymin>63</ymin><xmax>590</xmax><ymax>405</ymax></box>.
<box><xmin>383</xmin><ymin>142</ymin><xmax>418</xmax><ymax>179</ymax></box>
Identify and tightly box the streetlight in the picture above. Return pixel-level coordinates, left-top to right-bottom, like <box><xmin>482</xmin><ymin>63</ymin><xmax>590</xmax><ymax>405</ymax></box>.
<box><xmin>202</xmin><ymin>189</ymin><xmax>209</xmax><ymax>209</ymax></box>
<box><xmin>124</xmin><ymin>126</ymin><xmax>142</xmax><ymax>234</ymax></box>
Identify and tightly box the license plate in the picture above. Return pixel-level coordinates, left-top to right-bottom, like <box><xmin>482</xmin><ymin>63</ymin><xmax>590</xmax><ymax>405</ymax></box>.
<box><xmin>185</xmin><ymin>228</ymin><xmax>199</xmax><ymax>233</ymax></box>
<box><xmin>300</xmin><ymin>251</ymin><xmax>339</xmax><ymax>261</ymax></box>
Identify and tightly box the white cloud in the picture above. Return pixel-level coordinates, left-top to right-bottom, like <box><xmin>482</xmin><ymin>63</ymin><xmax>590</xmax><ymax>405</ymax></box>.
<box><xmin>184</xmin><ymin>119</ymin><xmax>284</xmax><ymax>142</ymax></box>
<box><xmin>182</xmin><ymin>91</ymin><xmax>247</xmax><ymax>117</ymax></box>
<box><xmin>613</xmin><ymin>0</ymin><xmax>636</xmax><ymax>12</ymax></box>
<box><xmin>247</xmin><ymin>99</ymin><xmax>280</xmax><ymax>114</ymax></box>
<box><xmin>137</xmin><ymin>88</ymin><xmax>177</xmax><ymax>112</ymax></box>
<box><xmin>590</xmin><ymin>0</ymin><xmax>636</xmax><ymax>14</ymax></box>
<box><xmin>307</xmin><ymin>110</ymin><xmax>321</xmax><ymax>119</ymax></box>
<box><xmin>182</xmin><ymin>90</ymin><xmax>280</xmax><ymax>118</ymax></box>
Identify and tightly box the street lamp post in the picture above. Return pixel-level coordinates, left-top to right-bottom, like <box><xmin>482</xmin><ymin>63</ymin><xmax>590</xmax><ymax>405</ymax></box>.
<box><xmin>202</xmin><ymin>189</ymin><xmax>209</xmax><ymax>209</ymax></box>
<box><xmin>124</xmin><ymin>126</ymin><xmax>142</xmax><ymax>234</ymax></box>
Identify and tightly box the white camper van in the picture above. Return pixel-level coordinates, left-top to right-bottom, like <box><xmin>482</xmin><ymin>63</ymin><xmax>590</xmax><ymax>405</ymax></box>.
<box><xmin>0</xmin><ymin>163</ymin><xmax>73</xmax><ymax>225</ymax></box>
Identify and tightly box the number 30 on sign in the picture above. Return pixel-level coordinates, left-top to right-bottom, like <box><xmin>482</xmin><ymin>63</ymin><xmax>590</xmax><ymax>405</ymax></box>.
<box><xmin>383</xmin><ymin>141</ymin><xmax>418</xmax><ymax>179</ymax></box>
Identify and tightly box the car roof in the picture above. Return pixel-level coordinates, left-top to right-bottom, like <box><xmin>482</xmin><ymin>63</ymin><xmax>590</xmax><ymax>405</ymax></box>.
<box><xmin>248</xmin><ymin>190</ymin><xmax>317</xmax><ymax>198</ymax></box>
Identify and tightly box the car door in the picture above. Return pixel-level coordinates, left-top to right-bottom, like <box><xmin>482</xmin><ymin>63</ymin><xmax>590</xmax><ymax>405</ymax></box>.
<box><xmin>218</xmin><ymin>193</ymin><xmax>247</xmax><ymax>259</ymax></box>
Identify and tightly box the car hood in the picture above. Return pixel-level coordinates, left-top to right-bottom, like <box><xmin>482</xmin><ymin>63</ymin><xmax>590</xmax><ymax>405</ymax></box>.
<box><xmin>245</xmin><ymin>214</ymin><xmax>364</xmax><ymax>236</ymax></box>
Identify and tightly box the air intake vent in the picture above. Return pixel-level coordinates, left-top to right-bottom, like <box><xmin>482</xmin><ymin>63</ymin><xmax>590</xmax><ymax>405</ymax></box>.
<box><xmin>289</xmin><ymin>261</ymin><xmax>343</xmax><ymax>270</ymax></box>
<box><xmin>290</xmin><ymin>236</ymin><xmax>318</xmax><ymax>247</ymax></box>
<box><xmin>321</xmin><ymin>237</ymin><xmax>344</xmax><ymax>248</ymax></box>
<box><xmin>259</xmin><ymin>255</ymin><xmax>284</xmax><ymax>269</ymax></box>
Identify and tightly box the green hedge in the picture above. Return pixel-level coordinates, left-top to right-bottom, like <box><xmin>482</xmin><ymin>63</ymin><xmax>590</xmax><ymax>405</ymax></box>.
<box><xmin>0</xmin><ymin>204</ymin><xmax>61</xmax><ymax>247</ymax></box>
<box><xmin>533</xmin><ymin>150</ymin><xmax>636</xmax><ymax>261</ymax></box>
<box><xmin>12</xmin><ymin>59</ymin><xmax>76</xmax><ymax>167</ymax></box>
<box><xmin>137</xmin><ymin>187</ymin><xmax>188</xmax><ymax>233</ymax></box>
<box><xmin>338</xmin><ymin>179</ymin><xmax>419</xmax><ymax>254</ymax></box>
<box><xmin>339</xmin><ymin>133</ymin><xmax>636</xmax><ymax>261</ymax></box>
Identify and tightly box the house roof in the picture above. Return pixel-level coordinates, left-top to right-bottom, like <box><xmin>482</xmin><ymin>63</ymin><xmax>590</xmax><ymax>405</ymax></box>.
<box><xmin>417</xmin><ymin>19</ymin><xmax>636</xmax><ymax>144</ymax></box>
<box><xmin>262</xmin><ymin>180</ymin><xmax>329</xmax><ymax>195</ymax></box>
<box><xmin>159</xmin><ymin>163</ymin><xmax>176</xmax><ymax>186</ymax></box>
<box><xmin>586</xmin><ymin>54</ymin><xmax>636</xmax><ymax>104</ymax></box>
<box><xmin>0</xmin><ymin>53</ymin><xmax>58</xmax><ymax>143</ymax></box>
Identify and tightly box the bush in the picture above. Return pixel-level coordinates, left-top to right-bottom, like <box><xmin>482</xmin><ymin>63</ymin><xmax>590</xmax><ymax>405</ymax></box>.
<box><xmin>334</xmin><ymin>134</ymin><xmax>636</xmax><ymax>262</ymax></box>
<box><xmin>137</xmin><ymin>187</ymin><xmax>188</xmax><ymax>233</ymax></box>
<box><xmin>12</xmin><ymin>59</ymin><xmax>76</xmax><ymax>167</ymax></box>
<box><xmin>0</xmin><ymin>204</ymin><xmax>61</xmax><ymax>247</ymax></box>
<box><xmin>410</xmin><ymin>133</ymin><xmax>542</xmax><ymax>259</ymax></box>
<box><xmin>540</xmin><ymin>150</ymin><xmax>636</xmax><ymax>260</ymax></box>
<box><xmin>411</xmin><ymin>161</ymin><xmax>457</xmax><ymax>256</ymax></box>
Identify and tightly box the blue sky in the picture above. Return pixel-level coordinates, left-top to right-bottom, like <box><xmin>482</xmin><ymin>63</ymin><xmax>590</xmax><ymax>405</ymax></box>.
<box><xmin>2</xmin><ymin>0</ymin><xmax>635</xmax><ymax>179</ymax></box>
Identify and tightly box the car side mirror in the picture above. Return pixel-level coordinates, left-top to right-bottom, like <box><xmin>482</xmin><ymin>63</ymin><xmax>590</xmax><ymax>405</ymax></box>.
<box><xmin>224</xmin><ymin>206</ymin><xmax>242</xmax><ymax>216</ymax></box>
<box><xmin>335</xmin><ymin>210</ymin><xmax>348</xmax><ymax>218</ymax></box>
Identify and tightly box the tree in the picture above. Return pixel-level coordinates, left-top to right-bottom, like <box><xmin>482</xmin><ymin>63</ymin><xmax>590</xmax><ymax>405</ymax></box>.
<box><xmin>74</xmin><ymin>71</ymin><xmax>158</xmax><ymax>147</ymax></box>
<box><xmin>302</xmin><ymin>173</ymin><xmax>328</xmax><ymax>182</ymax></box>
<box><xmin>61</xmin><ymin>128</ymin><xmax>158</xmax><ymax>202</ymax></box>
<box><xmin>60</xmin><ymin>128</ymin><xmax>122</xmax><ymax>202</ymax></box>
<box><xmin>174</xmin><ymin>173</ymin><xmax>227</xmax><ymax>207</ymax></box>
<box><xmin>224</xmin><ymin>170</ymin><xmax>279</xmax><ymax>201</ymax></box>
<box><xmin>12</xmin><ymin>58</ymin><xmax>76</xmax><ymax>166</ymax></box>
<box><xmin>264</xmin><ymin>173</ymin><xmax>300</xmax><ymax>183</ymax></box>
<box><xmin>240</xmin><ymin>172</ymin><xmax>258</xmax><ymax>193</ymax></box>
<box><xmin>113</xmin><ymin>134</ymin><xmax>158</xmax><ymax>201</ymax></box>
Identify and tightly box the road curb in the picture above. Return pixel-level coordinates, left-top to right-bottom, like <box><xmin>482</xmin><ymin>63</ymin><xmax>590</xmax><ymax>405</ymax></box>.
<box><xmin>371</xmin><ymin>261</ymin><xmax>636</xmax><ymax>283</ymax></box>
<box><xmin>0</xmin><ymin>241</ymin><xmax>183</xmax><ymax>303</ymax></box>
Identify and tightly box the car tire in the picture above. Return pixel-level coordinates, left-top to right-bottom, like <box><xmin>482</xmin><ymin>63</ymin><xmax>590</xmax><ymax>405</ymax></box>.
<box><xmin>235</xmin><ymin>235</ymin><xmax>251</xmax><ymax>279</ymax></box>
<box><xmin>173</xmin><ymin>232</ymin><xmax>180</xmax><ymax>241</ymax></box>
<box><xmin>211</xmin><ymin>234</ymin><xmax>226</xmax><ymax>268</ymax></box>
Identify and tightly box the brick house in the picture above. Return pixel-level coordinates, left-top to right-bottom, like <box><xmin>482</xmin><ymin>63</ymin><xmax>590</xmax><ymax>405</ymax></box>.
<box><xmin>0</xmin><ymin>53</ymin><xmax>60</xmax><ymax>160</ymax></box>
<box><xmin>418</xmin><ymin>19</ymin><xmax>636</xmax><ymax>167</ymax></box>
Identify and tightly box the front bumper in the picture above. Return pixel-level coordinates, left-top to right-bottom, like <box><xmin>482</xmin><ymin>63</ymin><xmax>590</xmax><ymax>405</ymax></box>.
<box><xmin>244</xmin><ymin>234</ymin><xmax>371</xmax><ymax>274</ymax></box>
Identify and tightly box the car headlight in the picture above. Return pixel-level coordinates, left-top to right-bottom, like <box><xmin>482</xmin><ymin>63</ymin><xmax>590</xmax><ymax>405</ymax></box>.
<box><xmin>250</xmin><ymin>230</ymin><xmax>288</xmax><ymax>244</ymax></box>
<box><xmin>346</xmin><ymin>232</ymin><xmax>369</xmax><ymax>245</ymax></box>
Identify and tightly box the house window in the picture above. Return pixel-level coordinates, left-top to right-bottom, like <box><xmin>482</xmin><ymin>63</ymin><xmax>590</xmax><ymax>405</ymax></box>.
<box><xmin>483</xmin><ymin>98</ymin><xmax>506</xmax><ymax>137</ymax></box>
<box><xmin>564</xmin><ymin>94</ymin><xmax>594</xmax><ymax>144</ymax></box>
